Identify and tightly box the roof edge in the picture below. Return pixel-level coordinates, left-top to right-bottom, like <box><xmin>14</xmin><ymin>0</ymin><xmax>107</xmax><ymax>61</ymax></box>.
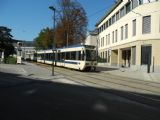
<box><xmin>95</xmin><ymin>0</ymin><xmax>122</xmax><ymax>27</ymax></box>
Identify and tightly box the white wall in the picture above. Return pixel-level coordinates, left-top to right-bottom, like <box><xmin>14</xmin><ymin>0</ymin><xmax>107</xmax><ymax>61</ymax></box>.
<box><xmin>85</xmin><ymin>35</ymin><xmax>97</xmax><ymax>46</ymax></box>
<box><xmin>97</xmin><ymin>1</ymin><xmax>160</xmax><ymax>52</ymax></box>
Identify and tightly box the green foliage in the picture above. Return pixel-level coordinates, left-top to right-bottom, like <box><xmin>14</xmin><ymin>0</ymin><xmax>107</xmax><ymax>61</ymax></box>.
<box><xmin>97</xmin><ymin>56</ymin><xmax>106</xmax><ymax>63</ymax></box>
<box><xmin>34</xmin><ymin>27</ymin><xmax>53</xmax><ymax>50</ymax></box>
<box><xmin>34</xmin><ymin>0</ymin><xmax>88</xmax><ymax>49</ymax></box>
<box><xmin>0</xmin><ymin>26</ymin><xmax>15</xmax><ymax>57</ymax></box>
<box><xmin>4</xmin><ymin>56</ymin><xmax>17</xmax><ymax>64</ymax></box>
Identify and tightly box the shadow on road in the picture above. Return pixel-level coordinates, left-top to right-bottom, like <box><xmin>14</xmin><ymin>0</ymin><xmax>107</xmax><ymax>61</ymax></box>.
<box><xmin>0</xmin><ymin>72</ymin><xmax>160</xmax><ymax>120</ymax></box>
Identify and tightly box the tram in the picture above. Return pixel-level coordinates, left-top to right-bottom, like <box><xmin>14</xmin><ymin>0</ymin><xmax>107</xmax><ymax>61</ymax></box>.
<box><xmin>37</xmin><ymin>45</ymin><xmax>97</xmax><ymax>71</ymax></box>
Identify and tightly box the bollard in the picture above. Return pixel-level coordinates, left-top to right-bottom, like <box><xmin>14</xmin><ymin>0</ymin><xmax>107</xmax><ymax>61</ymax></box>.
<box><xmin>152</xmin><ymin>56</ymin><xmax>154</xmax><ymax>72</ymax></box>
<box><xmin>147</xmin><ymin>61</ymin><xmax>150</xmax><ymax>73</ymax></box>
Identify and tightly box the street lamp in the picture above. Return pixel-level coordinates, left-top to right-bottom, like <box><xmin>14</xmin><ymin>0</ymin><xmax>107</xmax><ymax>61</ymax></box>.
<box><xmin>49</xmin><ymin>6</ymin><xmax>56</xmax><ymax>76</ymax></box>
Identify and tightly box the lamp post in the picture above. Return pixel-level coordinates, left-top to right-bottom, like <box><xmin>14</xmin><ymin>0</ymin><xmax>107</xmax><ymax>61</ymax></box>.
<box><xmin>49</xmin><ymin>6</ymin><xmax>56</xmax><ymax>76</ymax></box>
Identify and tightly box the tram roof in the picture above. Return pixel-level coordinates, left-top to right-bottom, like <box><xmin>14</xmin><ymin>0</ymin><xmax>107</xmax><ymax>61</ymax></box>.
<box><xmin>37</xmin><ymin>44</ymin><xmax>96</xmax><ymax>53</ymax></box>
<box><xmin>61</xmin><ymin>44</ymin><xmax>96</xmax><ymax>49</ymax></box>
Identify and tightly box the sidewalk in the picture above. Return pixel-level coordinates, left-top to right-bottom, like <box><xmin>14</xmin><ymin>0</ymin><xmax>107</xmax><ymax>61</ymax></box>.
<box><xmin>1</xmin><ymin>62</ymin><xmax>160</xmax><ymax>84</ymax></box>
<box><xmin>0</xmin><ymin>62</ymin><xmax>80</xmax><ymax>85</ymax></box>
<box><xmin>97</xmin><ymin>63</ymin><xmax>160</xmax><ymax>83</ymax></box>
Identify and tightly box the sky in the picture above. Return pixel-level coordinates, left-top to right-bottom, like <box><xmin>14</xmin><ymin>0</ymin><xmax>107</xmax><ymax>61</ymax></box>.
<box><xmin>0</xmin><ymin>0</ymin><xmax>115</xmax><ymax>41</ymax></box>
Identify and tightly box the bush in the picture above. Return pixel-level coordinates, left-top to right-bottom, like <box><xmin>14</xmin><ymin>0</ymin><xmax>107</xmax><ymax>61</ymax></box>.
<box><xmin>5</xmin><ymin>56</ymin><xmax>17</xmax><ymax>64</ymax></box>
<box><xmin>97</xmin><ymin>56</ymin><xmax>106</xmax><ymax>63</ymax></box>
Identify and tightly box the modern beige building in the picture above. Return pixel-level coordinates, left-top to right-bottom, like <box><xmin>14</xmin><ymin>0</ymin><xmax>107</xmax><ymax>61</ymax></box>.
<box><xmin>96</xmin><ymin>0</ymin><xmax>160</xmax><ymax>72</ymax></box>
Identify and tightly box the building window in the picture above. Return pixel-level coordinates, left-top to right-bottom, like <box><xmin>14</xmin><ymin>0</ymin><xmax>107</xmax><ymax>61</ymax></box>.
<box><xmin>132</xmin><ymin>19</ymin><xmax>136</xmax><ymax>36</ymax></box>
<box><xmin>103</xmin><ymin>37</ymin><xmax>104</xmax><ymax>47</ymax></box>
<box><xmin>116</xmin><ymin>11</ymin><xmax>120</xmax><ymax>21</ymax></box>
<box><xmin>125</xmin><ymin>24</ymin><xmax>128</xmax><ymax>39</ymax></box>
<box><xmin>132</xmin><ymin>0</ymin><xmax>138</xmax><ymax>9</ymax></box>
<box><xmin>112</xmin><ymin>15</ymin><xmax>115</xmax><ymax>24</ymax></box>
<box><xmin>108</xmin><ymin>34</ymin><xmax>110</xmax><ymax>45</ymax></box>
<box><xmin>112</xmin><ymin>31</ymin><xmax>114</xmax><ymax>43</ymax></box>
<box><xmin>99</xmin><ymin>28</ymin><xmax>101</xmax><ymax>33</ymax></box>
<box><xmin>103</xmin><ymin>24</ymin><xmax>106</xmax><ymax>30</ymax></box>
<box><xmin>142</xmin><ymin>15</ymin><xmax>151</xmax><ymax>34</ymax></box>
<box><xmin>115</xmin><ymin>30</ymin><xmax>118</xmax><ymax>42</ymax></box>
<box><xmin>120</xmin><ymin>7</ymin><xmax>125</xmax><ymax>18</ymax></box>
<box><xmin>106</xmin><ymin>35</ymin><xmax>108</xmax><ymax>45</ymax></box>
<box><xmin>108</xmin><ymin>50</ymin><xmax>110</xmax><ymax>63</ymax></box>
<box><xmin>102</xmin><ymin>25</ymin><xmax>104</xmax><ymax>31</ymax></box>
<box><xmin>106</xmin><ymin>21</ymin><xmax>108</xmax><ymax>28</ymax></box>
<box><xmin>103</xmin><ymin>52</ymin><xmax>104</xmax><ymax>59</ymax></box>
<box><xmin>121</xmin><ymin>26</ymin><xmax>124</xmax><ymax>40</ymax></box>
<box><xmin>109</xmin><ymin>18</ymin><xmax>112</xmax><ymax>26</ymax></box>
<box><xmin>139</xmin><ymin>0</ymin><xmax>143</xmax><ymax>5</ymax></box>
<box><xmin>101</xmin><ymin>38</ymin><xmax>102</xmax><ymax>47</ymax></box>
<box><xmin>101</xmin><ymin>26</ymin><xmax>103</xmax><ymax>32</ymax></box>
<box><xmin>126</xmin><ymin>2</ymin><xmax>131</xmax><ymax>14</ymax></box>
<box><xmin>98</xmin><ymin>39</ymin><xmax>100</xmax><ymax>48</ymax></box>
<box><xmin>105</xmin><ymin>51</ymin><xmax>108</xmax><ymax>63</ymax></box>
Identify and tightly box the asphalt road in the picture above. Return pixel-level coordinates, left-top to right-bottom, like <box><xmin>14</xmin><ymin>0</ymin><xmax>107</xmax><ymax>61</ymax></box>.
<box><xmin>0</xmin><ymin>63</ymin><xmax>160</xmax><ymax>120</ymax></box>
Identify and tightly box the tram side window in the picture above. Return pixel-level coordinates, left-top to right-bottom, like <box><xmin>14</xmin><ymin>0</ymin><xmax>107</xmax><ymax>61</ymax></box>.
<box><xmin>40</xmin><ymin>54</ymin><xmax>42</xmax><ymax>60</ymax></box>
<box><xmin>46</xmin><ymin>53</ymin><xmax>49</xmax><ymax>60</ymax></box>
<box><xmin>66</xmin><ymin>52</ymin><xmax>70</xmax><ymax>60</ymax></box>
<box><xmin>48</xmin><ymin>53</ymin><xmax>52</xmax><ymax>60</ymax></box>
<box><xmin>45</xmin><ymin>53</ymin><xmax>47</xmax><ymax>60</ymax></box>
<box><xmin>42</xmin><ymin>54</ymin><xmax>45</xmax><ymax>60</ymax></box>
<box><xmin>50</xmin><ymin>53</ymin><xmax>54</xmax><ymax>60</ymax></box>
<box><xmin>79</xmin><ymin>51</ymin><xmax>81</xmax><ymax>60</ymax></box>
<box><xmin>76</xmin><ymin>51</ymin><xmax>81</xmax><ymax>60</ymax></box>
<box><xmin>46</xmin><ymin>53</ymin><xmax>48</xmax><ymax>60</ymax></box>
<box><xmin>61</xmin><ymin>52</ymin><xmax>65</xmax><ymax>60</ymax></box>
<box><xmin>37</xmin><ymin>54</ymin><xmax>39</xmax><ymax>59</ymax></box>
<box><xmin>57</xmin><ymin>53</ymin><xmax>61</xmax><ymax>61</ymax></box>
<box><xmin>47</xmin><ymin>53</ymin><xmax>50</xmax><ymax>60</ymax></box>
<box><xmin>71</xmin><ymin>52</ymin><xmax>76</xmax><ymax>60</ymax></box>
<box><xmin>37</xmin><ymin>54</ymin><xmax>40</xmax><ymax>60</ymax></box>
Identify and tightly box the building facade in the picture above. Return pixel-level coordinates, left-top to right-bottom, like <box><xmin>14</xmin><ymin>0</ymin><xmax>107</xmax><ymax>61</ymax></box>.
<box><xmin>96</xmin><ymin>0</ymin><xmax>160</xmax><ymax>71</ymax></box>
<box><xmin>21</xmin><ymin>47</ymin><xmax>36</xmax><ymax>60</ymax></box>
<box><xmin>85</xmin><ymin>31</ymin><xmax>98</xmax><ymax>46</ymax></box>
<box><xmin>14</xmin><ymin>42</ymin><xmax>36</xmax><ymax>61</ymax></box>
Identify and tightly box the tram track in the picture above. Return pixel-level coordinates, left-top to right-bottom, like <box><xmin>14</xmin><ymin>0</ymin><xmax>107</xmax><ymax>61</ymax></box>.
<box><xmin>36</xmin><ymin>63</ymin><xmax>160</xmax><ymax>95</ymax></box>
<box><xmin>35</xmin><ymin>63</ymin><xmax>160</xmax><ymax>107</ymax></box>
<box><xmin>55</xmin><ymin>67</ymin><xmax>160</xmax><ymax>94</ymax></box>
<box><xmin>53</xmin><ymin>67</ymin><xmax>160</xmax><ymax>109</ymax></box>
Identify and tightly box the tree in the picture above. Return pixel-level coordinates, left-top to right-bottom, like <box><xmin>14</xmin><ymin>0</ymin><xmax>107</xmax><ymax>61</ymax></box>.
<box><xmin>56</xmin><ymin>0</ymin><xmax>88</xmax><ymax>46</ymax></box>
<box><xmin>34</xmin><ymin>27</ymin><xmax>54</xmax><ymax>49</ymax></box>
<box><xmin>34</xmin><ymin>0</ymin><xmax>88</xmax><ymax>49</ymax></box>
<box><xmin>0</xmin><ymin>26</ymin><xmax>15</xmax><ymax>57</ymax></box>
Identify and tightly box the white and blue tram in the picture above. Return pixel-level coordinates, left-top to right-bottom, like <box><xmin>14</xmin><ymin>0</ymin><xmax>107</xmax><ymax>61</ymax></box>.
<box><xmin>37</xmin><ymin>45</ymin><xmax>97</xmax><ymax>71</ymax></box>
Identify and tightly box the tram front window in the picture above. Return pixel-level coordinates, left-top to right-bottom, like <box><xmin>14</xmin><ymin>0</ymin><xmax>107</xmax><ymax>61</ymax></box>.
<box><xmin>86</xmin><ymin>50</ymin><xmax>96</xmax><ymax>61</ymax></box>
